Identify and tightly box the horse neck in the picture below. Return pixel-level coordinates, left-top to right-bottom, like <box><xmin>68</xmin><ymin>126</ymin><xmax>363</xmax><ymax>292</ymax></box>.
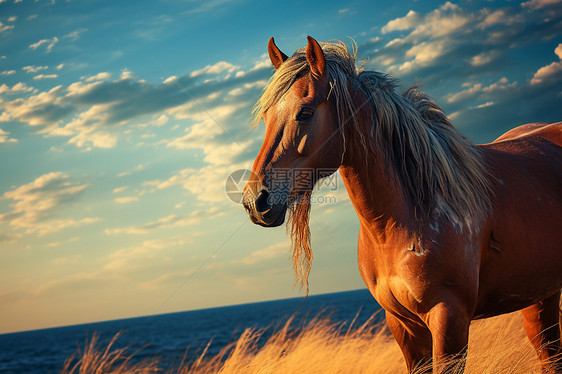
<box><xmin>338</xmin><ymin>98</ymin><xmax>416</xmax><ymax>244</ymax></box>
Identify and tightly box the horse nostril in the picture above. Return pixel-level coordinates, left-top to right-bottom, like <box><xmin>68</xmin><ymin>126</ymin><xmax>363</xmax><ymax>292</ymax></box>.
<box><xmin>255</xmin><ymin>189</ymin><xmax>271</xmax><ymax>213</ymax></box>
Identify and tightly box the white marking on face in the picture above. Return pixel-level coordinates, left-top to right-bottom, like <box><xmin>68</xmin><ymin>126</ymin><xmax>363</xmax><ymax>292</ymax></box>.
<box><xmin>297</xmin><ymin>134</ymin><xmax>308</xmax><ymax>154</ymax></box>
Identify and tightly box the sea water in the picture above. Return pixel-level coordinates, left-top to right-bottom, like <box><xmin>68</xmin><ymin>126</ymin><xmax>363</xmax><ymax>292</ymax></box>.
<box><xmin>0</xmin><ymin>289</ymin><xmax>382</xmax><ymax>373</ymax></box>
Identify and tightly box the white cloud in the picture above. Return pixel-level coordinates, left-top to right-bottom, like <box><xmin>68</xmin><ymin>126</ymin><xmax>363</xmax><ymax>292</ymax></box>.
<box><xmin>0</xmin><ymin>232</ymin><xmax>21</xmax><ymax>245</ymax></box>
<box><xmin>64</xmin><ymin>80</ymin><xmax>106</xmax><ymax>97</ymax></box>
<box><xmin>249</xmin><ymin>57</ymin><xmax>272</xmax><ymax>72</ymax></box>
<box><xmin>33</xmin><ymin>74</ymin><xmax>58</xmax><ymax>80</ymax></box>
<box><xmin>32</xmin><ymin>217</ymin><xmax>101</xmax><ymax>237</ymax></box>
<box><xmin>120</xmin><ymin>69</ymin><xmax>133</xmax><ymax>80</ymax></box>
<box><xmin>27</xmin><ymin>267</ymin><xmax>121</xmax><ymax>299</ymax></box>
<box><xmin>113</xmin><ymin>186</ymin><xmax>129</xmax><ymax>193</ymax></box>
<box><xmin>1</xmin><ymin>70</ymin><xmax>16</xmax><ymax>75</ymax></box>
<box><xmin>49</xmin><ymin>104</ymin><xmax>117</xmax><ymax>149</ymax></box>
<box><xmin>478</xmin><ymin>9</ymin><xmax>520</xmax><ymax>29</ymax></box>
<box><xmin>117</xmin><ymin>163</ymin><xmax>146</xmax><ymax>177</ymax></box>
<box><xmin>382</xmin><ymin>10</ymin><xmax>420</xmax><ymax>33</ymax></box>
<box><xmin>372</xmin><ymin>1</ymin><xmax>562</xmax><ymax>82</ymax></box>
<box><xmin>68</xmin><ymin>130</ymin><xmax>116</xmax><ymax>150</ymax></box>
<box><xmin>234</xmin><ymin>242</ymin><xmax>289</xmax><ymax>265</ymax></box>
<box><xmin>382</xmin><ymin>3</ymin><xmax>471</xmax><ymax>40</ymax></box>
<box><xmin>471</xmin><ymin>101</ymin><xmax>495</xmax><ymax>109</ymax></box>
<box><xmin>114</xmin><ymin>196</ymin><xmax>139</xmax><ymax>204</ymax></box>
<box><xmin>0</xmin><ymin>21</ymin><xmax>15</xmax><ymax>34</ymax></box>
<box><xmin>166</xmin><ymin>103</ymin><xmax>253</xmax><ymax>165</ymax></box>
<box><xmin>85</xmin><ymin>72</ymin><xmax>111</xmax><ymax>82</ymax></box>
<box><xmin>379</xmin><ymin>3</ymin><xmax>480</xmax><ymax>76</ymax></box>
<box><xmin>22</xmin><ymin>65</ymin><xmax>48</xmax><ymax>74</ymax></box>
<box><xmin>154</xmin><ymin>114</ymin><xmax>168</xmax><ymax>126</ymax></box>
<box><xmin>139</xmin><ymin>114</ymin><xmax>168</xmax><ymax>127</ymax></box>
<box><xmin>103</xmin><ymin>237</ymin><xmax>189</xmax><ymax>272</ymax></box>
<box><xmin>49</xmin><ymin>146</ymin><xmax>63</xmax><ymax>152</ymax></box>
<box><xmin>145</xmin><ymin>162</ymin><xmax>250</xmax><ymax>203</ymax></box>
<box><xmin>0</xmin><ymin>56</ymin><xmax>270</xmax><ymax>151</ymax></box>
<box><xmin>521</xmin><ymin>0</ymin><xmax>562</xmax><ymax>9</ymax></box>
<box><xmin>338</xmin><ymin>8</ymin><xmax>357</xmax><ymax>15</ymax></box>
<box><xmin>53</xmin><ymin>255</ymin><xmax>81</xmax><ymax>265</ymax></box>
<box><xmin>0</xmin><ymin>82</ymin><xmax>34</xmax><ymax>95</ymax></box>
<box><xmin>190</xmin><ymin>61</ymin><xmax>240</xmax><ymax>77</ymax></box>
<box><xmin>55</xmin><ymin>64</ymin><xmax>65</xmax><ymax>70</ymax></box>
<box><xmin>397</xmin><ymin>40</ymin><xmax>449</xmax><ymax>72</ymax></box>
<box><xmin>530</xmin><ymin>43</ymin><xmax>562</xmax><ymax>85</ymax></box>
<box><xmin>0</xmin><ymin>128</ymin><xmax>17</xmax><ymax>143</ymax></box>
<box><xmin>166</xmin><ymin>117</ymin><xmax>223</xmax><ymax>147</ymax></box>
<box><xmin>228</xmin><ymin>80</ymin><xmax>267</xmax><ymax>97</ymax></box>
<box><xmin>0</xmin><ymin>172</ymin><xmax>98</xmax><ymax>236</ymax></box>
<box><xmin>104</xmin><ymin>210</ymin><xmax>215</xmax><ymax>235</ymax></box>
<box><xmin>163</xmin><ymin>75</ymin><xmax>177</xmax><ymax>84</ymax></box>
<box><xmin>64</xmin><ymin>28</ymin><xmax>87</xmax><ymax>41</ymax></box>
<box><xmin>446</xmin><ymin>77</ymin><xmax>516</xmax><ymax>103</ymax></box>
<box><xmin>29</xmin><ymin>37</ymin><xmax>58</xmax><ymax>53</ymax></box>
<box><xmin>470</xmin><ymin>50</ymin><xmax>500</xmax><ymax>67</ymax></box>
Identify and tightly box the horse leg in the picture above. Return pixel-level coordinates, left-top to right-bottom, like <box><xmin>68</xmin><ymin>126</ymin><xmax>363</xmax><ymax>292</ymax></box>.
<box><xmin>521</xmin><ymin>290</ymin><xmax>562</xmax><ymax>373</ymax></box>
<box><xmin>426</xmin><ymin>301</ymin><xmax>471</xmax><ymax>374</ymax></box>
<box><xmin>386</xmin><ymin>312</ymin><xmax>433</xmax><ymax>373</ymax></box>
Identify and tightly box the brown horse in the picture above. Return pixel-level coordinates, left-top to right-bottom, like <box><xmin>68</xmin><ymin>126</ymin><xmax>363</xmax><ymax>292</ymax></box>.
<box><xmin>242</xmin><ymin>36</ymin><xmax>562</xmax><ymax>373</ymax></box>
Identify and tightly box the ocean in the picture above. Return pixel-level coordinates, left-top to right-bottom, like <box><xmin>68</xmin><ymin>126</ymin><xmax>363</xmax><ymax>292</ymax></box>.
<box><xmin>0</xmin><ymin>289</ymin><xmax>383</xmax><ymax>373</ymax></box>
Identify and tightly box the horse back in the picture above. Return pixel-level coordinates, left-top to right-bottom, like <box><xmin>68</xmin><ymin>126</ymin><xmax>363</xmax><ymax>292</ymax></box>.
<box><xmin>474</xmin><ymin>124</ymin><xmax>562</xmax><ymax>317</ymax></box>
<box><xmin>484</xmin><ymin>122</ymin><xmax>562</xmax><ymax>193</ymax></box>
<box><xmin>492</xmin><ymin>121</ymin><xmax>562</xmax><ymax>147</ymax></box>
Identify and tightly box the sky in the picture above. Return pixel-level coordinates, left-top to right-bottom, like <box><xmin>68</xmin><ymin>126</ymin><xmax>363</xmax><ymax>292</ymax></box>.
<box><xmin>0</xmin><ymin>0</ymin><xmax>561</xmax><ymax>334</ymax></box>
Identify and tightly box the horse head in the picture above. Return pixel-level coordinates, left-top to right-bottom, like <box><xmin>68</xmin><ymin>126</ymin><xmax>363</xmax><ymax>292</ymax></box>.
<box><xmin>242</xmin><ymin>37</ymin><xmax>345</xmax><ymax>227</ymax></box>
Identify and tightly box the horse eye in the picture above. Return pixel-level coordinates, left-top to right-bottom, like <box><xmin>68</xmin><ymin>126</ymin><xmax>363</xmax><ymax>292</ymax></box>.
<box><xmin>296</xmin><ymin>108</ymin><xmax>315</xmax><ymax>122</ymax></box>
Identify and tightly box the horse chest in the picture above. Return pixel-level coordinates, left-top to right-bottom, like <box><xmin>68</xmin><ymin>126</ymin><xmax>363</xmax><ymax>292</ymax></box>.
<box><xmin>359</xmin><ymin>224</ymin><xmax>479</xmax><ymax>318</ymax></box>
<box><xmin>358</xmin><ymin>233</ymin><xmax>458</xmax><ymax>315</ymax></box>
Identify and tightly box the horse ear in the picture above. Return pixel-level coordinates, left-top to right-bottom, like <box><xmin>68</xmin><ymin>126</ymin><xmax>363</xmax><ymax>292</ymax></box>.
<box><xmin>306</xmin><ymin>36</ymin><xmax>326</xmax><ymax>78</ymax></box>
<box><xmin>268</xmin><ymin>37</ymin><xmax>288</xmax><ymax>70</ymax></box>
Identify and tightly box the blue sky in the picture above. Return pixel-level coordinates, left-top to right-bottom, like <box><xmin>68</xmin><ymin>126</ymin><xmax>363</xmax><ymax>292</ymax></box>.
<box><xmin>0</xmin><ymin>0</ymin><xmax>561</xmax><ymax>334</ymax></box>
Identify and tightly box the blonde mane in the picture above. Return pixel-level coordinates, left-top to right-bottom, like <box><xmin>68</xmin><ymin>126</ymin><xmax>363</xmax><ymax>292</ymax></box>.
<box><xmin>253</xmin><ymin>41</ymin><xmax>492</xmax><ymax>289</ymax></box>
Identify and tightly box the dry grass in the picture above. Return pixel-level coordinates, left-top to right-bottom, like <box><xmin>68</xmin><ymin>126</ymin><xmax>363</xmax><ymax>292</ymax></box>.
<box><xmin>60</xmin><ymin>332</ymin><xmax>159</xmax><ymax>374</ymax></box>
<box><xmin>61</xmin><ymin>311</ymin><xmax>550</xmax><ymax>374</ymax></box>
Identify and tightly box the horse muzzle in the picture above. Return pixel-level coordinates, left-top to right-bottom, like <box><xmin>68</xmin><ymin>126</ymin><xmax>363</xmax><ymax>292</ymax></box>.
<box><xmin>242</xmin><ymin>188</ymin><xmax>288</xmax><ymax>227</ymax></box>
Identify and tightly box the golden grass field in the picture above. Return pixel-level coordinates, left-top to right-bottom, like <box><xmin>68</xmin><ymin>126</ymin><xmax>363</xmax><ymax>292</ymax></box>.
<box><xmin>59</xmin><ymin>308</ymin><xmax>561</xmax><ymax>374</ymax></box>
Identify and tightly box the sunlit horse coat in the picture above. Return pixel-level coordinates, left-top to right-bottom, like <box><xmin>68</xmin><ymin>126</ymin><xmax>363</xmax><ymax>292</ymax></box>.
<box><xmin>243</xmin><ymin>36</ymin><xmax>562</xmax><ymax>373</ymax></box>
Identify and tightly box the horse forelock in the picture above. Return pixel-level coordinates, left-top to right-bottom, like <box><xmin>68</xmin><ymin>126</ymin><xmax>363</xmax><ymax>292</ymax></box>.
<box><xmin>253</xmin><ymin>40</ymin><xmax>492</xmax><ymax>288</ymax></box>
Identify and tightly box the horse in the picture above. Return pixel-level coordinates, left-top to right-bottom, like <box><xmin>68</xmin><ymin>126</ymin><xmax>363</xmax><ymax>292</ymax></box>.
<box><xmin>242</xmin><ymin>36</ymin><xmax>562</xmax><ymax>373</ymax></box>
